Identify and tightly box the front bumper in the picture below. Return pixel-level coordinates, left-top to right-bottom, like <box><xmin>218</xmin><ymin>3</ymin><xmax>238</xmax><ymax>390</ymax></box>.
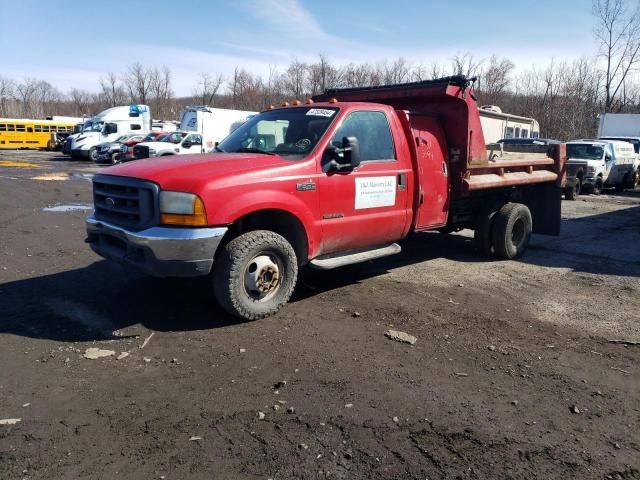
<box><xmin>95</xmin><ymin>152</ymin><xmax>112</xmax><ymax>163</ymax></box>
<box><xmin>85</xmin><ymin>214</ymin><xmax>227</xmax><ymax>277</ymax></box>
<box><xmin>71</xmin><ymin>148</ymin><xmax>89</xmax><ymax>158</ymax></box>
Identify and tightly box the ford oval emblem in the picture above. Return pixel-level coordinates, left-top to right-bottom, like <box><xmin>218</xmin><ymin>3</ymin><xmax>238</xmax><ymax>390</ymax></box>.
<box><xmin>105</xmin><ymin>197</ymin><xmax>116</xmax><ymax>208</ymax></box>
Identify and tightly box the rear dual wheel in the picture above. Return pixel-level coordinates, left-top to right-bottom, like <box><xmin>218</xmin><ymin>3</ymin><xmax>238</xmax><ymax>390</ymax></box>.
<box><xmin>474</xmin><ymin>202</ymin><xmax>532</xmax><ymax>259</ymax></box>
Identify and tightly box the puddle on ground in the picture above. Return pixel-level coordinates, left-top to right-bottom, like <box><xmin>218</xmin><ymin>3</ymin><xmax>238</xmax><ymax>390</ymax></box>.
<box><xmin>31</xmin><ymin>173</ymin><xmax>68</xmax><ymax>181</ymax></box>
<box><xmin>0</xmin><ymin>160</ymin><xmax>41</xmax><ymax>168</ymax></box>
<box><xmin>43</xmin><ymin>203</ymin><xmax>92</xmax><ymax>212</ymax></box>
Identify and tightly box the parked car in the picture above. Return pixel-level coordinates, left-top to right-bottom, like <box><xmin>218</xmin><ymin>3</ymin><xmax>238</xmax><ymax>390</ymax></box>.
<box><xmin>95</xmin><ymin>134</ymin><xmax>145</xmax><ymax>164</ymax></box>
<box><xmin>86</xmin><ymin>75</ymin><xmax>566</xmax><ymax>320</ymax></box>
<box><xmin>132</xmin><ymin>131</ymin><xmax>204</xmax><ymax>159</ymax></box>
<box><xmin>564</xmin><ymin>139</ymin><xmax>637</xmax><ymax>199</ymax></box>
<box><xmin>116</xmin><ymin>132</ymin><xmax>170</xmax><ymax>162</ymax></box>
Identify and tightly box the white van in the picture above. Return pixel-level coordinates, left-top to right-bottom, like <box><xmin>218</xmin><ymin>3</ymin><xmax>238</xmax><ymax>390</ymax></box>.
<box><xmin>566</xmin><ymin>140</ymin><xmax>637</xmax><ymax>195</ymax></box>
<box><xmin>69</xmin><ymin>105</ymin><xmax>151</xmax><ymax>160</ymax></box>
<box><xmin>599</xmin><ymin>136</ymin><xmax>640</xmax><ymax>187</ymax></box>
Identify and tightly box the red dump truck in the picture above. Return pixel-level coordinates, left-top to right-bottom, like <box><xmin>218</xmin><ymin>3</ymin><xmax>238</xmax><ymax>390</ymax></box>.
<box><xmin>86</xmin><ymin>76</ymin><xmax>566</xmax><ymax>320</ymax></box>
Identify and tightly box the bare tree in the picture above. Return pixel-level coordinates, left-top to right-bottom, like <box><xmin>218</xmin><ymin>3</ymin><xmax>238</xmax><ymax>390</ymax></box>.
<box><xmin>594</xmin><ymin>0</ymin><xmax>640</xmax><ymax>111</ymax></box>
<box><xmin>281</xmin><ymin>58</ymin><xmax>308</xmax><ymax>99</ymax></box>
<box><xmin>480</xmin><ymin>55</ymin><xmax>515</xmax><ymax>98</ymax></box>
<box><xmin>99</xmin><ymin>72</ymin><xmax>127</xmax><ymax>107</ymax></box>
<box><xmin>307</xmin><ymin>54</ymin><xmax>341</xmax><ymax>95</ymax></box>
<box><xmin>15</xmin><ymin>78</ymin><xmax>39</xmax><ymax>117</ymax></box>
<box><xmin>193</xmin><ymin>72</ymin><xmax>225</xmax><ymax>106</ymax></box>
<box><xmin>380</xmin><ymin>57</ymin><xmax>412</xmax><ymax>84</ymax></box>
<box><xmin>0</xmin><ymin>75</ymin><xmax>14</xmax><ymax>117</ymax></box>
<box><xmin>68</xmin><ymin>88</ymin><xmax>92</xmax><ymax>116</ymax></box>
<box><xmin>123</xmin><ymin>62</ymin><xmax>151</xmax><ymax>104</ymax></box>
<box><xmin>451</xmin><ymin>52</ymin><xmax>482</xmax><ymax>78</ymax></box>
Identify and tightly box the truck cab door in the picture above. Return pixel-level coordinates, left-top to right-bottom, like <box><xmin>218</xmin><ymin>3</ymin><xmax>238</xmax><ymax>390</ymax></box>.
<box><xmin>409</xmin><ymin>115</ymin><xmax>450</xmax><ymax>229</ymax></box>
<box><xmin>317</xmin><ymin>110</ymin><xmax>410</xmax><ymax>254</ymax></box>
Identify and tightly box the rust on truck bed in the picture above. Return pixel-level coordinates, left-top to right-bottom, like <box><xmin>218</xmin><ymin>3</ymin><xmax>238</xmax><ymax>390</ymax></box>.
<box><xmin>463</xmin><ymin>145</ymin><xmax>566</xmax><ymax>193</ymax></box>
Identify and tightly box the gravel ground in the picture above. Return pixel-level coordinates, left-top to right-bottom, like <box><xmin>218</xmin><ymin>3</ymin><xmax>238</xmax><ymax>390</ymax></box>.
<box><xmin>0</xmin><ymin>150</ymin><xmax>639</xmax><ymax>480</ymax></box>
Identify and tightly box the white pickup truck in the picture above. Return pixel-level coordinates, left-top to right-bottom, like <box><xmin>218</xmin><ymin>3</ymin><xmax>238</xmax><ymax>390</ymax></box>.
<box><xmin>132</xmin><ymin>131</ymin><xmax>203</xmax><ymax>159</ymax></box>
<box><xmin>565</xmin><ymin>140</ymin><xmax>637</xmax><ymax>198</ymax></box>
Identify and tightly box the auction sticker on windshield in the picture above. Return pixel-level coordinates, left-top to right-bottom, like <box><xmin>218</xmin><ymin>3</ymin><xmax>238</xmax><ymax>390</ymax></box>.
<box><xmin>306</xmin><ymin>108</ymin><xmax>336</xmax><ymax>117</ymax></box>
<box><xmin>355</xmin><ymin>176</ymin><xmax>396</xmax><ymax>210</ymax></box>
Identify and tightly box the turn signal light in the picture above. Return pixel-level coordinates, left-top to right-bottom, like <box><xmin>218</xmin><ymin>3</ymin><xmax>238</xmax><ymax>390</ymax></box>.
<box><xmin>161</xmin><ymin>196</ymin><xmax>207</xmax><ymax>226</ymax></box>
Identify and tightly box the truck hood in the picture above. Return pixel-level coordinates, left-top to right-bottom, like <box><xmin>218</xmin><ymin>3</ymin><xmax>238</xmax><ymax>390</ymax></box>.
<box><xmin>73</xmin><ymin>132</ymin><xmax>100</xmax><ymax>148</ymax></box>
<box><xmin>102</xmin><ymin>152</ymin><xmax>295</xmax><ymax>190</ymax></box>
<box><xmin>136</xmin><ymin>141</ymin><xmax>174</xmax><ymax>149</ymax></box>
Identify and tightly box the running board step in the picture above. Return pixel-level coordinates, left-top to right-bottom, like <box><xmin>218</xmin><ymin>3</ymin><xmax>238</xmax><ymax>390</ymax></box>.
<box><xmin>310</xmin><ymin>243</ymin><xmax>402</xmax><ymax>270</ymax></box>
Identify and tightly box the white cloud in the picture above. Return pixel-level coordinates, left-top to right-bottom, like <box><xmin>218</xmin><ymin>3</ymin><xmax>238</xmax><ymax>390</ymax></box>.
<box><xmin>243</xmin><ymin>0</ymin><xmax>330</xmax><ymax>40</ymax></box>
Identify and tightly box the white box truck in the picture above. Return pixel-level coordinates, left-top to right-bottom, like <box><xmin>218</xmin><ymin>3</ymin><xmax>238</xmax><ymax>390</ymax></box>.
<box><xmin>132</xmin><ymin>106</ymin><xmax>255</xmax><ymax>159</ymax></box>
<box><xmin>69</xmin><ymin>105</ymin><xmax>151</xmax><ymax>160</ymax></box>
<box><xmin>180</xmin><ymin>106</ymin><xmax>256</xmax><ymax>152</ymax></box>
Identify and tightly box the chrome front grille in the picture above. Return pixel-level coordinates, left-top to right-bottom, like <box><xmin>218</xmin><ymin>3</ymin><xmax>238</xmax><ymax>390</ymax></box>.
<box><xmin>92</xmin><ymin>175</ymin><xmax>159</xmax><ymax>230</ymax></box>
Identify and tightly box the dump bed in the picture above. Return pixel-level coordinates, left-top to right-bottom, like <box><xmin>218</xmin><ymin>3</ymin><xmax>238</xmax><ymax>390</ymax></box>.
<box><xmin>313</xmin><ymin>76</ymin><xmax>566</xmax><ymax>199</ymax></box>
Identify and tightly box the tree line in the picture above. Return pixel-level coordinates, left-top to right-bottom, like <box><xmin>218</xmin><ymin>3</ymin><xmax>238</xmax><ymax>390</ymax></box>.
<box><xmin>0</xmin><ymin>0</ymin><xmax>639</xmax><ymax>141</ymax></box>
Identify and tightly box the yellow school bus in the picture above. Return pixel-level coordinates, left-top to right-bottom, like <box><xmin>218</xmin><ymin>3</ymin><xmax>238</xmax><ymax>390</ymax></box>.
<box><xmin>0</xmin><ymin>118</ymin><xmax>77</xmax><ymax>150</ymax></box>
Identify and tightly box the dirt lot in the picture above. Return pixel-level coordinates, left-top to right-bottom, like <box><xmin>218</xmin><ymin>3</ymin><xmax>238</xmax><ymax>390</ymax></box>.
<box><xmin>0</xmin><ymin>150</ymin><xmax>639</xmax><ymax>480</ymax></box>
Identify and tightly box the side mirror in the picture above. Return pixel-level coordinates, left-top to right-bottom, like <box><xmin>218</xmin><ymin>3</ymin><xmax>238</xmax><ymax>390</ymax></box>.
<box><xmin>326</xmin><ymin>136</ymin><xmax>361</xmax><ymax>172</ymax></box>
<box><xmin>182</xmin><ymin>140</ymin><xmax>192</xmax><ymax>149</ymax></box>
<box><xmin>605</xmin><ymin>155</ymin><xmax>612</xmax><ymax>162</ymax></box>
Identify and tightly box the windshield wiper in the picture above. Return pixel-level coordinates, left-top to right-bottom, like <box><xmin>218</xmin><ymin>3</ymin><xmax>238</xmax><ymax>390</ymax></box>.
<box><xmin>234</xmin><ymin>147</ymin><xmax>276</xmax><ymax>156</ymax></box>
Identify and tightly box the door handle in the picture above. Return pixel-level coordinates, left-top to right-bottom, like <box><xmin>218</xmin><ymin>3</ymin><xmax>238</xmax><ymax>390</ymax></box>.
<box><xmin>398</xmin><ymin>173</ymin><xmax>406</xmax><ymax>191</ymax></box>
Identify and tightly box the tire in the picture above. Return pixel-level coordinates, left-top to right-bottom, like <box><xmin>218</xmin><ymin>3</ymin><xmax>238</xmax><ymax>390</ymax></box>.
<box><xmin>89</xmin><ymin>147</ymin><xmax>98</xmax><ymax>162</ymax></box>
<box><xmin>565</xmin><ymin>178</ymin><xmax>580</xmax><ymax>200</ymax></box>
<box><xmin>111</xmin><ymin>152</ymin><xmax>120</xmax><ymax>165</ymax></box>
<box><xmin>491</xmin><ymin>203</ymin><xmax>532</xmax><ymax>259</ymax></box>
<box><xmin>593</xmin><ymin>177</ymin><xmax>603</xmax><ymax>195</ymax></box>
<box><xmin>213</xmin><ymin>230</ymin><xmax>298</xmax><ymax>320</ymax></box>
<box><xmin>474</xmin><ymin>205</ymin><xmax>500</xmax><ymax>256</ymax></box>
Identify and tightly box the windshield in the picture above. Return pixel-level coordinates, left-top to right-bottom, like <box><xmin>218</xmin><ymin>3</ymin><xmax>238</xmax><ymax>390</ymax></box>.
<box><xmin>217</xmin><ymin>107</ymin><xmax>339</xmax><ymax>157</ymax></box>
<box><xmin>84</xmin><ymin>121</ymin><xmax>104</xmax><ymax>133</ymax></box>
<box><xmin>567</xmin><ymin>144</ymin><xmax>605</xmax><ymax>160</ymax></box>
<box><xmin>115</xmin><ymin>135</ymin><xmax>131</xmax><ymax>142</ymax></box>
<box><xmin>161</xmin><ymin>132</ymin><xmax>187</xmax><ymax>144</ymax></box>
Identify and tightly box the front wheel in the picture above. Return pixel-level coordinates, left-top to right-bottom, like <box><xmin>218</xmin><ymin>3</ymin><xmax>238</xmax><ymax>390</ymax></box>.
<box><xmin>89</xmin><ymin>147</ymin><xmax>98</xmax><ymax>162</ymax></box>
<box><xmin>491</xmin><ymin>203</ymin><xmax>532</xmax><ymax>259</ymax></box>
<box><xmin>213</xmin><ymin>230</ymin><xmax>298</xmax><ymax>320</ymax></box>
<box><xmin>111</xmin><ymin>152</ymin><xmax>120</xmax><ymax>165</ymax></box>
<box><xmin>593</xmin><ymin>177</ymin><xmax>603</xmax><ymax>195</ymax></box>
<box><xmin>565</xmin><ymin>178</ymin><xmax>580</xmax><ymax>200</ymax></box>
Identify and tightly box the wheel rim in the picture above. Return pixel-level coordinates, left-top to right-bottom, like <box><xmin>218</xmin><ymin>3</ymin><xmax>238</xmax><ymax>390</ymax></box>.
<box><xmin>243</xmin><ymin>253</ymin><xmax>283</xmax><ymax>302</ymax></box>
<box><xmin>511</xmin><ymin>218</ymin><xmax>526</xmax><ymax>247</ymax></box>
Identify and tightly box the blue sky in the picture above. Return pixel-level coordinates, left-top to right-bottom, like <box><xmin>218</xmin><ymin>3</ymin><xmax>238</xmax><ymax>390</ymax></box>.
<box><xmin>1</xmin><ymin>0</ymin><xmax>596</xmax><ymax>95</ymax></box>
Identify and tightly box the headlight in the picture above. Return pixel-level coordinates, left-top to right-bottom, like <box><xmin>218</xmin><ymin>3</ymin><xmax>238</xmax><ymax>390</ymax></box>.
<box><xmin>120</xmin><ymin>144</ymin><xmax>128</xmax><ymax>153</ymax></box>
<box><xmin>159</xmin><ymin>191</ymin><xmax>207</xmax><ymax>226</ymax></box>
<box><xmin>586</xmin><ymin>166</ymin><xmax>596</xmax><ymax>176</ymax></box>
<box><xmin>148</xmin><ymin>149</ymin><xmax>157</xmax><ymax>155</ymax></box>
